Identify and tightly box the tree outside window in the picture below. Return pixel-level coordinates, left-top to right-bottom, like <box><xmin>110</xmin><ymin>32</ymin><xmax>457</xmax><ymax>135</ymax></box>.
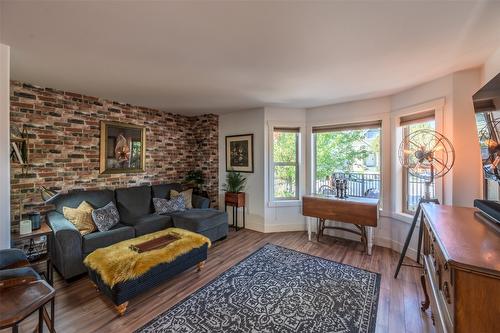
<box><xmin>314</xmin><ymin>126</ymin><xmax>381</xmax><ymax>197</ymax></box>
<box><xmin>272</xmin><ymin>129</ymin><xmax>299</xmax><ymax>200</ymax></box>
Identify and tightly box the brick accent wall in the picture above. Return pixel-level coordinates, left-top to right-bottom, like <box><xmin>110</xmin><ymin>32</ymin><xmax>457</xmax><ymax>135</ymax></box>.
<box><xmin>10</xmin><ymin>81</ymin><xmax>219</xmax><ymax>227</ymax></box>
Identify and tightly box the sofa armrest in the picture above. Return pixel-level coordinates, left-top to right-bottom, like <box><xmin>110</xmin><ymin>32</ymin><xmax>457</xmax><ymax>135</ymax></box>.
<box><xmin>192</xmin><ymin>194</ymin><xmax>210</xmax><ymax>209</ymax></box>
<box><xmin>47</xmin><ymin>211</ymin><xmax>86</xmax><ymax>279</ymax></box>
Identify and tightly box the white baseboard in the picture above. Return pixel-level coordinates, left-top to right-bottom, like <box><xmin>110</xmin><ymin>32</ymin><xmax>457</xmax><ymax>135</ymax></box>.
<box><xmin>230</xmin><ymin>215</ymin><xmax>265</xmax><ymax>233</ymax></box>
<box><xmin>264</xmin><ymin>223</ymin><xmax>306</xmax><ymax>233</ymax></box>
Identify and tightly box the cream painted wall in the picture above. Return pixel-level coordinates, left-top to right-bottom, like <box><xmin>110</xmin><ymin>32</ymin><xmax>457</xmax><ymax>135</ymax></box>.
<box><xmin>218</xmin><ymin>108</ymin><xmax>265</xmax><ymax>232</ymax></box>
<box><xmin>390</xmin><ymin>69</ymin><xmax>483</xmax><ymax>207</ymax></box>
<box><xmin>391</xmin><ymin>73</ymin><xmax>455</xmax><ymax>205</ymax></box>
<box><xmin>483</xmin><ymin>46</ymin><xmax>500</xmax><ymax>83</ymax></box>
<box><xmin>0</xmin><ymin>44</ymin><xmax>10</xmax><ymax>249</ymax></box>
<box><xmin>451</xmin><ymin>69</ymin><xmax>482</xmax><ymax>206</ymax></box>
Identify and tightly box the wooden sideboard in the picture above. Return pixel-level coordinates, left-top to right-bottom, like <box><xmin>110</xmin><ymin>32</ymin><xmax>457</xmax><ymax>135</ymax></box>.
<box><xmin>420</xmin><ymin>203</ymin><xmax>500</xmax><ymax>333</ymax></box>
<box><xmin>302</xmin><ymin>195</ymin><xmax>378</xmax><ymax>254</ymax></box>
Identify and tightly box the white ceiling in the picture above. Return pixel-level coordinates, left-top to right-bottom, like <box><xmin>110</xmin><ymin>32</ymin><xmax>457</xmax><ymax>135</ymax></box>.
<box><xmin>1</xmin><ymin>1</ymin><xmax>500</xmax><ymax>115</ymax></box>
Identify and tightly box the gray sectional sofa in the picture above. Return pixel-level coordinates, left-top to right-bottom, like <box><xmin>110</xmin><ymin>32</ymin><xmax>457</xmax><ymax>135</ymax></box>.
<box><xmin>47</xmin><ymin>183</ymin><xmax>228</xmax><ymax>280</ymax></box>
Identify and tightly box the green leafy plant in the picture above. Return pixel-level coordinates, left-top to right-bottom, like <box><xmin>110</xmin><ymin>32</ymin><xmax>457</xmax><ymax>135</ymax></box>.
<box><xmin>185</xmin><ymin>170</ymin><xmax>204</xmax><ymax>189</ymax></box>
<box><xmin>222</xmin><ymin>171</ymin><xmax>247</xmax><ymax>193</ymax></box>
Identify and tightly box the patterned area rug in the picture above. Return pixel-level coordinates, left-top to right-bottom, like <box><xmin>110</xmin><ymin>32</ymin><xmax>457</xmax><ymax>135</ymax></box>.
<box><xmin>136</xmin><ymin>244</ymin><xmax>380</xmax><ymax>333</ymax></box>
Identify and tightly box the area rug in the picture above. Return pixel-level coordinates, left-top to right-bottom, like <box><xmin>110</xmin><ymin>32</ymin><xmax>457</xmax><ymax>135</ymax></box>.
<box><xmin>136</xmin><ymin>244</ymin><xmax>380</xmax><ymax>333</ymax></box>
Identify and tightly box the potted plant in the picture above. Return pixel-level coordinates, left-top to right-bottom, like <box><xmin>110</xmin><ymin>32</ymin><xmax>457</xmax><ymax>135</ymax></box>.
<box><xmin>184</xmin><ymin>170</ymin><xmax>204</xmax><ymax>193</ymax></box>
<box><xmin>222</xmin><ymin>170</ymin><xmax>247</xmax><ymax>206</ymax></box>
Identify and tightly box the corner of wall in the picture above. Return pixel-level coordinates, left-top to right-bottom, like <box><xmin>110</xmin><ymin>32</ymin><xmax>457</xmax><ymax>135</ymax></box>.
<box><xmin>0</xmin><ymin>43</ymin><xmax>10</xmax><ymax>249</ymax></box>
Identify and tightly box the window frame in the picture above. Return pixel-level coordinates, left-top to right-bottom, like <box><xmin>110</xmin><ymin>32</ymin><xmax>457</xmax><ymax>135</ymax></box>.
<box><xmin>311</xmin><ymin>121</ymin><xmax>382</xmax><ymax>196</ymax></box>
<box><xmin>270</xmin><ymin>127</ymin><xmax>300</xmax><ymax>201</ymax></box>
<box><xmin>391</xmin><ymin>97</ymin><xmax>445</xmax><ymax>221</ymax></box>
<box><xmin>401</xmin><ymin>118</ymin><xmax>436</xmax><ymax>215</ymax></box>
<box><xmin>268</xmin><ymin>122</ymin><xmax>305</xmax><ymax>207</ymax></box>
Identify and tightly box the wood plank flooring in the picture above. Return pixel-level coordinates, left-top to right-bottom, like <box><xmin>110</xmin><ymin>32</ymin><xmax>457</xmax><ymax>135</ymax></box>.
<box><xmin>2</xmin><ymin>229</ymin><xmax>435</xmax><ymax>333</ymax></box>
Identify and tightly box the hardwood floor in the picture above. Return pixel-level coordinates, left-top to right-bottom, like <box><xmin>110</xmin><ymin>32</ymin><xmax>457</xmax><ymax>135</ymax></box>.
<box><xmin>3</xmin><ymin>229</ymin><xmax>435</xmax><ymax>333</ymax></box>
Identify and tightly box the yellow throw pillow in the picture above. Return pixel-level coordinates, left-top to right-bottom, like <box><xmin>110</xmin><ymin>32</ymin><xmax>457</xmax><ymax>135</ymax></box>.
<box><xmin>63</xmin><ymin>201</ymin><xmax>96</xmax><ymax>235</ymax></box>
<box><xmin>170</xmin><ymin>189</ymin><xmax>193</xmax><ymax>209</ymax></box>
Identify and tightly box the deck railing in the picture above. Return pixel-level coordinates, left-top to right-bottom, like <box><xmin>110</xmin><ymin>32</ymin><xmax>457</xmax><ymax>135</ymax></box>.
<box><xmin>315</xmin><ymin>171</ymin><xmax>433</xmax><ymax>207</ymax></box>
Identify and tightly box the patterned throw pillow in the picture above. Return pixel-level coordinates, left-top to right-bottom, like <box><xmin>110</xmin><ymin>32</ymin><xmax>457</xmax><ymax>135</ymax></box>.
<box><xmin>92</xmin><ymin>202</ymin><xmax>120</xmax><ymax>232</ymax></box>
<box><xmin>170</xmin><ymin>188</ymin><xmax>193</xmax><ymax>209</ymax></box>
<box><xmin>153</xmin><ymin>196</ymin><xmax>186</xmax><ymax>214</ymax></box>
<box><xmin>63</xmin><ymin>201</ymin><xmax>96</xmax><ymax>235</ymax></box>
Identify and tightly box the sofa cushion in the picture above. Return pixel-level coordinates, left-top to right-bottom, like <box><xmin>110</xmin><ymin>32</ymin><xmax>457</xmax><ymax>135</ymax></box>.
<box><xmin>170</xmin><ymin>189</ymin><xmax>193</xmax><ymax>209</ymax></box>
<box><xmin>92</xmin><ymin>202</ymin><xmax>120</xmax><ymax>232</ymax></box>
<box><xmin>133</xmin><ymin>214</ymin><xmax>173</xmax><ymax>237</ymax></box>
<box><xmin>82</xmin><ymin>224</ymin><xmax>135</xmax><ymax>255</ymax></box>
<box><xmin>52</xmin><ymin>189</ymin><xmax>115</xmax><ymax>214</ymax></box>
<box><xmin>172</xmin><ymin>209</ymin><xmax>227</xmax><ymax>233</ymax></box>
<box><xmin>153</xmin><ymin>196</ymin><xmax>185</xmax><ymax>215</ymax></box>
<box><xmin>63</xmin><ymin>201</ymin><xmax>96</xmax><ymax>235</ymax></box>
<box><xmin>151</xmin><ymin>183</ymin><xmax>183</xmax><ymax>199</ymax></box>
<box><xmin>115</xmin><ymin>186</ymin><xmax>152</xmax><ymax>225</ymax></box>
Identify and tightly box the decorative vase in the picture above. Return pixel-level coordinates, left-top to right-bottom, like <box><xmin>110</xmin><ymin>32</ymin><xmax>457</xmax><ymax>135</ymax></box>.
<box><xmin>29</xmin><ymin>212</ymin><xmax>41</xmax><ymax>230</ymax></box>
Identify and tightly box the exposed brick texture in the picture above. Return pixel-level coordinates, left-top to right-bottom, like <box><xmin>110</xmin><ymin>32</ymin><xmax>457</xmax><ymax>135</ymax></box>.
<box><xmin>10</xmin><ymin>81</ymin><xmax>219</xmax><ymax>227</ymax></box>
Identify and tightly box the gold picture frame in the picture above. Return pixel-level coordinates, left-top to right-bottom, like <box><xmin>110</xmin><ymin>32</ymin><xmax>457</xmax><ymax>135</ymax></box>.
<box><xmin>99</xmin><ymin>121</ymin><xmax>146</xmax><ymax>174</ymax></box>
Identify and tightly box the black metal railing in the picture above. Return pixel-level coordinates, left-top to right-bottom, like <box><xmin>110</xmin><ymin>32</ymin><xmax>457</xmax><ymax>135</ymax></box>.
<box><xmin>406</xmin><ymin>174</ymin><xmax>435</xmax><ymax>212</ymax></box>
<box><xmin>315</xmin><ymin>171</ymin><xmax>433</xmax><ymax>209</ymax></box>
<box><xmin>315</xmin><ymin>172</ymin><xmax>381</xmax><ymax>198</ymax></box>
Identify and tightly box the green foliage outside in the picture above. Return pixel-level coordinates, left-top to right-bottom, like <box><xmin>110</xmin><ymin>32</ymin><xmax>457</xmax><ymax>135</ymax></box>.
<box><xmin>272</xmin><ymin>129</ymin><xmax>381</xmax><ymax>198</ymax></box>
<box><xmin>273</xmin><ymin>132</ymin><xmax>298</xmax><ymax>198</ymax></box>
<box><xmin>315</xmin><ymin>130</ymin><xmax>373</xmax><ymax>180</ymax></box>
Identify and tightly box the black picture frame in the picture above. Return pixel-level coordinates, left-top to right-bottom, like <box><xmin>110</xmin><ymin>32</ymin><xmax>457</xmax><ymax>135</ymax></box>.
<box><xmin>225</xmin><ymin>134</ymin><xmax>254</xmax><ymax>173</ymax></box>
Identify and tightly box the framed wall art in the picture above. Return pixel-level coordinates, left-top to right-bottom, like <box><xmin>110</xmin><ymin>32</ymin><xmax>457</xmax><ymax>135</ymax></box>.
<box><xmin>225</xmin><ymin>134</ymin><xmax>254</xmax><ymax>173</ymax></box>
<box><xmin>99</xmin><ymin>121</ymin><xmax>146</xmax><ymax>174</ymax></box>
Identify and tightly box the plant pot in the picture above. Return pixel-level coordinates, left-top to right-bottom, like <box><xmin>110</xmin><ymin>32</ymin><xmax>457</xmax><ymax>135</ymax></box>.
<box><xmin>225</xmin><ymin>192</ymin><xmax>245</xmax><ymax>207</ymax></box>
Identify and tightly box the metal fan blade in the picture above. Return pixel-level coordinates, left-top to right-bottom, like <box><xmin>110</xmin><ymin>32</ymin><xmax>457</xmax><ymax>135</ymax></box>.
<box><xmin>429</xmin><ymin>137</ymin><xmax>444</xmax><ymax>155</ymax></box>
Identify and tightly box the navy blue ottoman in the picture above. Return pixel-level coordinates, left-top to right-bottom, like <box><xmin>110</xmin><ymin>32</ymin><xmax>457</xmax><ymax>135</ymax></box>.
<box><xmin>88</xmin><ymin>243</ymin><xmax>208</xmax><ymax>315</ymax></box>
<box><xmin>172</xmin><ymin>209</ymin><xmax>228</xmax><ymax>242</ymax></box>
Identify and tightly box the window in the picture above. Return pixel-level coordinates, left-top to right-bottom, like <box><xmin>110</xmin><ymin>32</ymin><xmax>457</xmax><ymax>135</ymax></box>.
<box><xmin>271</xmin><ymin>127</ymin><xmax>299</xmax><ymax>201</ymax></box>
<box><xmin>400</xmin><ymin>111</ymin><xmax>435</xmax><ymax>214</ymax></box>
<box><xmin>313</xmin><ymin>121</ymin><xmax>381</xmax><ymax>198</ymax></box>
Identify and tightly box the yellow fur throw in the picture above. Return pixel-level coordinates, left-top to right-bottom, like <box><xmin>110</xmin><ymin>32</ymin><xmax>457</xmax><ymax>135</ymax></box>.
<box><xmin>83</xmin><ymin>228</ymin><xmax>210</xmax><ymax>287</ymax></box>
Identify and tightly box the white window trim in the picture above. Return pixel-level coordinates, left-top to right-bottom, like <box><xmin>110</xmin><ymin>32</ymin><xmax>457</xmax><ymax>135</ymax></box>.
<box><xmin>267</xmin><ymin>121</ymin><xmax>305</xmax><ymax>207</ymax></box>
<box><xmin>308</xmin><ymin>116</ymin><xmax>386</xmax><ymax>208</ymax></box>
<box><xmin>390</xmin><ymin>98</ymin><xmax>445</xmax><ymax>217</ymax></box>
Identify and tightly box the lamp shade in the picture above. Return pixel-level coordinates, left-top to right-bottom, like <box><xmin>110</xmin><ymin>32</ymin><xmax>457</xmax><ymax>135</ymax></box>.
<box><xmin>39</xmin><ymin>185</ymin><xmax>60</xmax><ymax>204</ymax></box>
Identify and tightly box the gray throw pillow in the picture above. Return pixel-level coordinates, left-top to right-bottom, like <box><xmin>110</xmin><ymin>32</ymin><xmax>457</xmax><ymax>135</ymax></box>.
<box><xmin>153</xmin><ymin>196</ymin><xmax>186</xmax><ymax>214</ymax></box>
<box><xmin>92</xmin><ymin>201</ymin><xmax>120</xmax><ymax>232</ymax></box>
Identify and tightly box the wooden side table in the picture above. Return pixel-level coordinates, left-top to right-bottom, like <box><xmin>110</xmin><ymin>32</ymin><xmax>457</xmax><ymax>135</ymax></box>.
<box><xmin>11</xmin><ymin>223</ymin><xmax>54</xmax><ymax>285</ymax></box>
<box><xmin>224</xmin><ymin>192</ymin><xmax>245</xmax><ymax>231</ymax></box>
<box><xmin>0</xmin><ymin>280</ymin><xmax>55</xmax><ymax>333</ymax></box>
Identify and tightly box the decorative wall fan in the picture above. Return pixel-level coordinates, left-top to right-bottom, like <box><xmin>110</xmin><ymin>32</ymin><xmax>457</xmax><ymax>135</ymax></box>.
<box><xmin>394</xmin><ymin>129</ymin><xmax>455</xmax><ymax>278</ymax></box>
